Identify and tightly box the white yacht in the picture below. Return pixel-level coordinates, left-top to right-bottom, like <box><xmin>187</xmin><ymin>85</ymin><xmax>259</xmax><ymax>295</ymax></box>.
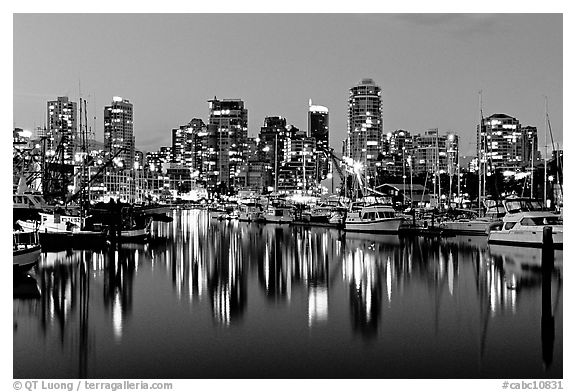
<box><xmin>488</xmin><ymin>211</ymin><xmax>562</xmax><ymax>248</ymax></box>
<box><xmin>440</xmin><ymin>199</ymin><xmax>506</xmax><ymax>235</ymax></box>
<box><xmin>344</xmin><ymin>204</ymin><xmax>404</xmax><ymax>233</ymax></box>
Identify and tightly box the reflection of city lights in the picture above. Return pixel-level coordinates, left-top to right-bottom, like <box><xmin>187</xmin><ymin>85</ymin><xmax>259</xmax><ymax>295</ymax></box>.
<box><xmin>308</xmin><ymin>286</ymin><xmax>328</xmax><ymax>327</ymax></box>
<box><xmin>112</xmin><ymin>291</ymin><xmax>123</xmax><ymax>343</ymax></box>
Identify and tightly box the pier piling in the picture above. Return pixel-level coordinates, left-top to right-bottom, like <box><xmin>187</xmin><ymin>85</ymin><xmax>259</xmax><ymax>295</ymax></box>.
<box><xmin>541</xmin><ymin>225</ymin><xmax>554</xmax><ymax>368</ymax></box>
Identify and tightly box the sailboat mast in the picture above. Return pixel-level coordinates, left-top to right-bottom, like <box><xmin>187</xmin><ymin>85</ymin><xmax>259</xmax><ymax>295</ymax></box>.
<box><xmin>544</xmin><ymin>96</ymin><xmax>548</xmax><ymax>208</ymax></box>
<box><xmin>477</xmin><ymin>91</ymin><xmax>483</xmax><ymax>216</ymax></box>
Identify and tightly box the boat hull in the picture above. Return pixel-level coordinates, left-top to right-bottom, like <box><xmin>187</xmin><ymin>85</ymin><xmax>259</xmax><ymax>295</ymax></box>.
<box><xmin>345</xmin><ymin>218</ymin><xmax>404</xmax><ymax>233</ymax></box>
<box><xmin>13</xmin><ymin>245</ymin><xmax>41</xmax><ymax>272</ymax></box>
<box><xmin>488</xmin><ymin>229</ymin><xmax>563</xmax><ymax>249</ymax></box>
<box><xmin>440</xmin><ymin>220</ymin><xmax>497</xmax><ymax>235</ymax></box>
<box><xmin>120</xmin><ymin>227</ymin><xmax>150</xmax><ymax>242</ymax></box>
<box><xmin>261</xmin><ymin>215</ymin><xmax>293</xmax><ymax>224</ymax></box>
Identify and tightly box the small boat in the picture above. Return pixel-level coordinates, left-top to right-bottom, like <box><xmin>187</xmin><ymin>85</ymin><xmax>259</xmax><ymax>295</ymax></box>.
<box><xmin>261</xmin><ymin>204</ymin><xmax>294</xmax><ymax>224</ymax></box>
<box><xmin>439</xmin><ymin>217</ymin><xmax>499</xmax><ymax>235</ymax></box>
<box><xmin>13</xmin><ymin>231</ymin><xmax>41</xmax><ymax>272</ymax></box>
<box><xmin>439</xmin><ymin>199</ymin><xmax>506</xmax><ymax>235</ymax></box>
<box><xmin>344</xmin><ymin>204</ymin><xmax>404</xmax><ymax>233</ymax></box>
<box><xmin>120</xmin><ymin>217</ymin><xmax>152</xmax><ymax>242</ymax></box>
<box><xmin>488</xmin><ymin>210</ymin><xmax>563</xmax><ymax>248</ymax></box>
<box><xmin>292</xmin><ymin>204</ymin><xmax>345</xmax><ymax>228</ymax></box>
<box><xmin>17</xmin><ymin>212</ymin><xmax>108</xmax><ymax>250</ymax></box>
<box><xmin>238</xmin><ymin>203</ymin><xmax>262</xmax><ymax>222</ymax></box>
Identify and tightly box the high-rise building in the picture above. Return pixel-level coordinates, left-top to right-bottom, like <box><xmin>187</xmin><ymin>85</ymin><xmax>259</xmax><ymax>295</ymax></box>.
<box><xmin>207</xmin><ymin>97</ymin><xmax>248</xmax><ymax>190</ymax></box>
<box><xmin>477</xmin><ymin>113</ymin><xmax>536</xmax><ymax>170</ymax></box>
<box><xmin>171</xmin><ymin>118</ymin><xmax>206</xmax><ymax>171</ymax></box>
<box><xmin>308</xmin><ymin>100</ymin><xmax>329</xmax><ymax>181</ymax></box>
<box><xmin>278</xmin><ymin>129</ymin><xmax>317</xmax><ymax>193</ymax></box>
<box><xmin>104</xmin><ymin>97</ymin><xmax>134</xmax><ymax>169</ymax></box>
<box><xmin>46</xmin><ymin>96</ymin><xmax>77</xmax><ymax>164</ymax></box>
<box><xmin>346</xmin><ymin>78</ymin><xmax>383</xmax><ymax>177</ymax></box>
<box><xmin>412</xmin><ymin>129</ymin><xmax>459</xmax><ymax>175</ymax></box>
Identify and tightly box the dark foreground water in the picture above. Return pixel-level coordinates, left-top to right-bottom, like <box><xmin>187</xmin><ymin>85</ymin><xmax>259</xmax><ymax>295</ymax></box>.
<box><xmin>14</xmin><ymin>209</ymin><xmax>562</xmax><ymax>378</ymax></box>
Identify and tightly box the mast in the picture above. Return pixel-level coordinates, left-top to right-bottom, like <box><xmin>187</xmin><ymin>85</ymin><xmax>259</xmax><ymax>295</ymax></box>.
<box><xmin>477</xmin><ymin>91</ymin><xmax>483</xmax><ymax>216</ymax></box>
<box><xmin>543</xmin><ymin>96</ymin><xmax>548</xmax><ymax>208</ymax></box>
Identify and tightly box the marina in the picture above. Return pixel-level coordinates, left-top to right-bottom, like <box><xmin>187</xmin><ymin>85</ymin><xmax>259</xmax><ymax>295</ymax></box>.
<box><xmin>13</xmin><ymin>208</ymin><xmax>562</xmax><ymax>379</ymax></box>
<box><xmin>12</xmin><ymin>13</ymin><xmax>563</xmax><ymax>382</ymax></box>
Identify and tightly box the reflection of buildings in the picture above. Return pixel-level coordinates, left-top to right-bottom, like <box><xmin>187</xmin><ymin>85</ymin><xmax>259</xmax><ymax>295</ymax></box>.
<box><xmin>102</xmin><ymin>248</ymin><xmax>138</xmax><ymax>342</ymax></box>
<box><xmin>343</xmin><ymin>245</ymin><xmax>383</xmax><ymax>338</ymax></box>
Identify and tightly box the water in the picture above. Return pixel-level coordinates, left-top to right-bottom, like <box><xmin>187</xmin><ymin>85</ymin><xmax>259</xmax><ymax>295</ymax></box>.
<box><xmin>13</xmin><ymin>209</ymin><xmax>563</xmax><ymax>378</ymax></box>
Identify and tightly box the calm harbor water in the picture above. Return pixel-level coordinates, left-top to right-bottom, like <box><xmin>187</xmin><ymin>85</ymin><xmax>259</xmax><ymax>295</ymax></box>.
<box><xmin>13</xmin><ymin>209</ymin><xmax>563</xmax><ymax>379</ymax></box>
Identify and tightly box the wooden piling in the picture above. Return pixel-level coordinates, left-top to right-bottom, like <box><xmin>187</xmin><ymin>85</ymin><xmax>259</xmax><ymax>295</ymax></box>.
<box><xmin>541</xmin><ymin>225</ymin><xmax>554</xmax><ymax>368</ymax></box>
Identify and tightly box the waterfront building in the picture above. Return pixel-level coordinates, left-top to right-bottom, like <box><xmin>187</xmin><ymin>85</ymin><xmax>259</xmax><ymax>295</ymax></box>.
<box><xmin>411</xmin><ymin>129</ymin><xmax>459</xmax><ymax>175</ymax></box>
<box><xmin>171</xmin><ymin>118</ymin><xmax>206</xmax><ymax>171</ymax></box>
<box><xmin>278</xmin><ymin>129</ymin><xmax>318</xmax><ymax>193</ymax></box>
<box><xmin>308</xmin><ymin>101</ymin><xmax>330</xmax><ymax>181</ymax></box>
<box><xmin>379</xmin><ymin>130</ymin><xmax>414</xmax><ymax>177</ymax></box>
<box><xmin>345</xmin><ymin>78</ymin><xmax>383</xmax><ymax>179</ymax></box>
<box><xmin>46</xmin><ymin>96</ymin><xmax>78</xmax><ymax>164</ymax></box>
<box><xmin>478</xmin><ymin>113</ymin><xmax>537</xmax><ymax>171</ymax></box>
<box><xmin>104</xmin><ymin>97</ymin><xmax>135</xmax><ymax>169</ymax></box>
<box><xmin>257</xmin><ymin>116</ymin><xmax>295</xmax><ymax>190</ymax></box>
<box><xmin>207</xmin><ymin>97</ymin><xmax>248</xmax><ymax>191</ymax></box>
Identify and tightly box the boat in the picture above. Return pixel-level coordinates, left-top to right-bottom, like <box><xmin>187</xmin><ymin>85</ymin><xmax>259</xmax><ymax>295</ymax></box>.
<box><xmin>120</xmin><ymin>217</ymin><xmax>152</xmax><ymax>242</ymax></box>
<box><xmin>13</xmin><ymin>192</ymin><xmax>54</xmax><ymax>221</ymax></box>
<box><xmin>260</xmin><ymin>204</ymin><xmax>294</xmax><ymax>224</ymax></box>
<box><xmin>238</xmin><ymin>202</ymin><xmax>262</xmax><ymax>222</ymax></box>
<box><xmin>439</xmin><ymin>199</ymin><xmax>506</xmax><ymax>235</ymax></box>
<box><xmin>488</xmin><ymin>210</ymin><xmax>562</xmax><ymax>248</ymax></box>
<box><xmin>17</xmin><ymin>211</ymin><xmax>108</xmax><ymax>250</ymax></box>
<box><xmin>13</xmin><ymin>231</ymin><xmax>41</xmax><ymax>272</ymax></box>
<box><xmin>344</xmin><ymin>204</ymin><xmax>404</xmax><ymax>233</ymax></box>
<box><xmin>292</xmin><ymin>204</ymin><xmax>345</xmax><ymax>228</ymax></box>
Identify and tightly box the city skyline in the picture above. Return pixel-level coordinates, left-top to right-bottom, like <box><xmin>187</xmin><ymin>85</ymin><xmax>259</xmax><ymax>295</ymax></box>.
<box><xmin>14</xmin><ymin>14</ymin><xmax>562</xmax><ymax>156</ymax></box>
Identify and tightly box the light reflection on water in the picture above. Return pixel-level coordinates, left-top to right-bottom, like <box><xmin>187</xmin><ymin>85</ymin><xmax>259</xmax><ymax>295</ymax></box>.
<box><xmin>13</xmin><ymin>209</ymin><xmax>562</xmax><ymax>379</ymax></box>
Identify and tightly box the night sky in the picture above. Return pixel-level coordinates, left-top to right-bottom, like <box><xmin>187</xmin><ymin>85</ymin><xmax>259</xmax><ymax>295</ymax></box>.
<box><xmin>13</xmin><ymin>13</ymin><xmax>562</xmax><ymax>156</ymax></box>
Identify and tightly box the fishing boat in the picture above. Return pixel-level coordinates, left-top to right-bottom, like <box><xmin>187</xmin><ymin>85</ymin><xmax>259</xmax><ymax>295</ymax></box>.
<box><xmin>13</xmin><ymin>192</ymin><xmax>54</xmax><ymax>221</ymax></box>
<box><xmin>488</xmin><ymin>210</ymin><xmax>562</xmax><ymax>248</ymax></box>
<box><xmin>344</xmin><ymin>204</ymin><xmax>404</xmax><ymax>233</ymax></box>
<box><xmin>17</xmin><ymin>211</ymin><xmax>108</xmax><ymax>249</ymax></box>
<box><xmin>13</xmin><ymin>231</ymin><xmax>41</xmax><ymax>272</ymax></box>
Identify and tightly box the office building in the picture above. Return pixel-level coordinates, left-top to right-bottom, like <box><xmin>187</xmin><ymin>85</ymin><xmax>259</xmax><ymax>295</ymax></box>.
<box><xmin>207</xmin><ymin>97</ymin><xmax>248</xmax><ymax>190</ymax></box>
<box><xmin>104</xmin><ymin>97</ymin><xmax>135</xmax><ymax>169</ymax></box>
<box><xmin>308</xmin><ymin>100</ymin><xmax>330</xmax><ymax>181</ymax></box>
<box><xmin>46</xmin><ymin>96</ymin><xmax>78</xmax><ymax>164</ymax></box>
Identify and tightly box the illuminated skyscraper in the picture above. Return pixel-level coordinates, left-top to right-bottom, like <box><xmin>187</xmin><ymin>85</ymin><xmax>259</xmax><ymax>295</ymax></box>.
<box><xmin>308</xmin><ymin>100</ymin><xmax>329</xmax><ymax>181</ymax></box>
<box><xmin>104</xmin><ymin>97</ymin><xmax>134</xmax><ymax>169</ymax></box>
<box><xmin>46</xmin><ymin>96</ymin><xmax>77</xmax><ymax>164</ymax></box>
<box><xmin>207</xmin><ymin>97</ymin><xmax>248</xmax><ymax>190</ymax></box>
<box><xmin>346</xmin><ymin>78</ymin><xmax>383</xmax><ymax>177</ymax></box>
<box><xmin>478</xmin><ymin>113</ymin><xmax>536</xmax><ymax>171</ymax></box>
